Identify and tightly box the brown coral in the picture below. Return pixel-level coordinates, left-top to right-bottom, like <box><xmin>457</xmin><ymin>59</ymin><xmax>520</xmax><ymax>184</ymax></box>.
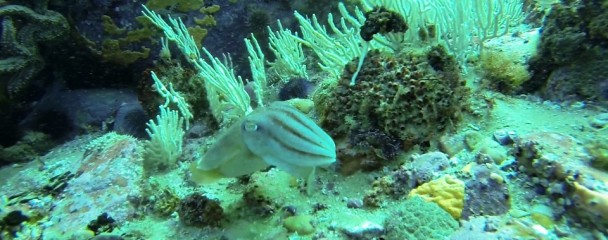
<box><xmin>177</xmin><ymin>193</ymin><xmax>224</xmax><ymax>227</ymax></box>
<box><xmin>315</xmin><ymin>45</ymin><xmax>469</xmax><ymax>171</ymax></box>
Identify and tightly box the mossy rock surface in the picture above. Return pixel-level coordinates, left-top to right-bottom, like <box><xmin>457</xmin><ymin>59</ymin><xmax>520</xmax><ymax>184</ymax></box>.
<box><xmin>315</xmin><ymin>45</ymin><xmax>469</xmax><ymax>150</ymax></box>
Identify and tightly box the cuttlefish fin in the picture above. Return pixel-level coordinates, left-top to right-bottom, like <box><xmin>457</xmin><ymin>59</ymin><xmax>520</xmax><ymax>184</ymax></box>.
<box><xmin>190</xmin><ymin>148</ymin><xmax>269</xmax><ymax>185</ymax></box>
<box><xmin>189</xmin><ymin>162</ymin><xmax>224</xmax><ymax>185</ymax></box>
<box><xmin>196</xmin><ymin>122</ymin><xmax>246</xmax><ymax>170</ymax></box>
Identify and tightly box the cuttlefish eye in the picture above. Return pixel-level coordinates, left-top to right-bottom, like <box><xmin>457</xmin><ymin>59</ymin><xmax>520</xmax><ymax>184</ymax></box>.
<box><xmin>243</xmin><ymin>120</ymin><xmax>258</xmax><ymax>132</ymax></box>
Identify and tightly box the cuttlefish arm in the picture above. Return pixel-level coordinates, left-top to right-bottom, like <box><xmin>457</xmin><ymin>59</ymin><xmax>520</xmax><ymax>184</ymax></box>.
<box><xmin>190</xmin><ymin>118</ymin><xmax>269</xmax><ymax>185</ymax></box>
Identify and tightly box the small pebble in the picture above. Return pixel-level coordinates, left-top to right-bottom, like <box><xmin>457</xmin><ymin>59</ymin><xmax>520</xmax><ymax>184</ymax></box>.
<box><xmin>341</xmin><ymin>220</ymin><xmax>384</xmax><ymax>239</ymax></box>
<box><xmin>311</xmin><ymin>202</ymin><xmax>328</xmax><ymax>213</ymax></box>
<box><xmin>590</xmin><ymin>113</ymin><xmax>608</xmax><ymax>129</ymax></box>
<box><xmin>347</xmin><ymin>198</ymin><xmax>364</xmax><ymax>209</ymax></box>
<box><xmin>91</xmin><ymin>235</ymin><xmax>124</xmax><ymax>240</ymax></box>
<box><xmin>570</xmin><ymin>101</ymin><xmax>586</xmax><ymax>109</ymax></box>
<box><xmin>483</xmin><ymin>218</ymin><xmax>499</xmax><ymax>232</ymax></box>
<box><xmin>284</xmin><ymin>215</ymin><xmax>315</xmax><ymax>235</ymax></box>
<box><xmin>554</xmin><ymin>224</ymin><xmax>571</xmax><ymax>237</ymax></box>
<box><xmin>532</xmin><ymin>224</ymin><xmax>549</xmax><ymax>236</ymax></box>
<box><xmin>282</xmin><ymin>205</ymin><xmax>297</xmax><ymax>216</ymax></box>
<box><xmin>490</xmin><ymin>173</ymin><xmax>504</xmax><ymax>184</ymax></box>
<box><xmin>493</xmin><ymin>129</ymin><xmax>511</xmax><ymax>145</ymax></box>
<box><xmin>507</xmin><ymin>130</ymin><xmax>518</xmax><ymax>142</ymax></box>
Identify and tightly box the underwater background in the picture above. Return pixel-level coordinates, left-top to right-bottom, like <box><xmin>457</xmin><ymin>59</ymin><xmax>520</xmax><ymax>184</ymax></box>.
<box><xmin>1</xmin><ymin>0</ymin><xmax>608</xmax><ymax>239</ymax></box>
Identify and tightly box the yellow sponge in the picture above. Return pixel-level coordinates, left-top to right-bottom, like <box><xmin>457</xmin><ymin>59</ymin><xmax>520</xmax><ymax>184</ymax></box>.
<box><xmin>409</xmin><ymin>175</ymin><xmax>465</xmax><ymax>219</ymax></box>
<box><xmin>573</xmin><ymin>182</ymin><xmax>608</xmax><ymax>222</ymax></box>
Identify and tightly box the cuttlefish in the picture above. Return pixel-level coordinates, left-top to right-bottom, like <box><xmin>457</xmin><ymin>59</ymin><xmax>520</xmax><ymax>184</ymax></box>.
<box><xmin>190</xmin><ymin>101</ymin><xmax>336</xmax><ymax>194</ymax></box>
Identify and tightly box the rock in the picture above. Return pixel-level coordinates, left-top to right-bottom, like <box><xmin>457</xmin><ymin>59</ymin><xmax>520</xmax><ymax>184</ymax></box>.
<box><xmin>44</xmin><ymin>133</ymin><xmax>144</xmax><ymax>235</ymax></box>
<box><xmin>406</xmin><ymin>151</ymin><xmax>450</xmax><ymax>184</ymax></box>
<box><xmin>478</xmin><ymin>144</ymin><xmax>508</xmax><ymax>165</ymax></box>
<box><xmin>439</xmin><ymin>134</ymin><xmax>466</xmax><ymax>156</ymax></box>
<box><xmin>513</xmin><ymin>132</ymin><xmax>590</xmax><ymax>180</ymax></box>
<box><xmin>462</xmin><ymin>165</ymin><xmax>510</xmax><ymax>219</ymax></box>
<box><xmin>464</xmin><ymin>131</ymin><xmax>484</xmax><ymax>150</ymax></box>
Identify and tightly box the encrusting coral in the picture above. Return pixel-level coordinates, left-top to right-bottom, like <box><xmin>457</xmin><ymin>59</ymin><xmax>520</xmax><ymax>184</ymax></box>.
<box><xmin>479</xmin><ymin>49</ymin><xmax>530</xmax><ymax>93</ymax></box>
<box><xmin>177</xmin><ymin>193</ymin><xmax>224</xmax><ymax>227</ymax></box>
<box><xmin>316</xmin><ymin>45</ymin><xmax>468</xmax><ymax>149</ymax></box>
<box><xmin>315</xmin><ymin>44</ymin><xmax>469</xmax><ymax>172</ymax></box>
<box><xmin>0</xmin><ymin>2</ymin><xmax>68</xmax><ymax>99</ymax></box>
<box><xmin>384</xmin><ymin>196</ymin><xmax>459</xmax><ymax>239</ymax></box>
<box><xmin>572</xmin><ymin>181</ymin><xmax>608</xmax><ymax>227</ymax></box>
<box><xmin>585</xmin><ymin>138</ymin><xmax>608</xmax><ymax>171</ymax></box>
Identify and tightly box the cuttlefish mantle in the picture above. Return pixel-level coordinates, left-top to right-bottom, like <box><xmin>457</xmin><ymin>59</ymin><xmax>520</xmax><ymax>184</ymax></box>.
<box><xmin>190</xmin><ymin>101</ymin><xmax>336</xmax><ymax>194</ymax></box>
